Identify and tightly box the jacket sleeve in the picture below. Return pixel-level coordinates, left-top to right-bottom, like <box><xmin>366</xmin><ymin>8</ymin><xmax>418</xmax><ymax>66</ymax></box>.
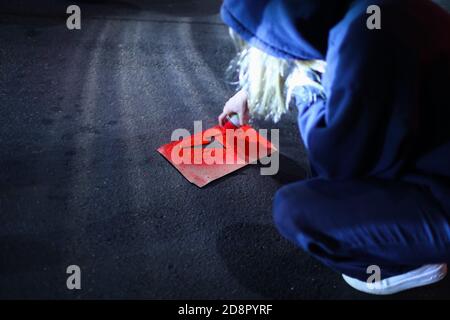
<box><xmin>297</xmin><ymin>14</ymin><xmax>409</xmax><ymax>179</ymax></box>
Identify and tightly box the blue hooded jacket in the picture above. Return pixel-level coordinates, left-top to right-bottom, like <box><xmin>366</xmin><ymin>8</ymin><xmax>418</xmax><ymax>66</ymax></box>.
<box><xmin>221</xmin><ymin>0</ymin><xmax>450</xmax><ymax>211</ymax></box>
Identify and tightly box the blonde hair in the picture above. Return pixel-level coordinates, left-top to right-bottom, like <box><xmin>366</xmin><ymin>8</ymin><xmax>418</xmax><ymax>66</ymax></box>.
<box><xmin>226</xmin><ymin>28</ymin><xmax>327</xmax><ymax>123</ymax></box>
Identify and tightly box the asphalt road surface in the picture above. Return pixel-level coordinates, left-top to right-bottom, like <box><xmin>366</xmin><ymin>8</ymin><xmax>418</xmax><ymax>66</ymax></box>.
<box><xmin>1</xmin><ymin>0</ymin><xmax>449</xmax><ymax>299</ymax></box>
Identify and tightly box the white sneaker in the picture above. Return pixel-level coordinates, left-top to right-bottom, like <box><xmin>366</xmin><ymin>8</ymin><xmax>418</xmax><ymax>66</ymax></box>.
<box><xmin>342</xmin><ymin>264</ymin><xmax>447</xmax><ymax>295</ymax></box>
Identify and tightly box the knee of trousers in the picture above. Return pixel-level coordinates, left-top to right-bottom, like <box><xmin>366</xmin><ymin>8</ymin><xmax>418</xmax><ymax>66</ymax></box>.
<box><xmin>273</xmin><ymin>180</ymin><xmax>343</xmax><ymax>257</ymax></box>
<box><xmin>273</xmin><ymin>182</ymin><xmax>317</xmax><ymax>248</ymax></box>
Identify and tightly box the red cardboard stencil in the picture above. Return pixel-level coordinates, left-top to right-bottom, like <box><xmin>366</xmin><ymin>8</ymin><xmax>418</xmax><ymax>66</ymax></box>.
<box><xmin>157</xmin><ymin>124</ymin><xmax>276</xmax><ymax>187</ymax></box>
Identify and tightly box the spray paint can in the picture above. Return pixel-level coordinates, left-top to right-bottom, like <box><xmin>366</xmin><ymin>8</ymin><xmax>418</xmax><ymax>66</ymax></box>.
<box><xmin>222</xmin><ymin>113</ymin><xmax>241</xmax><ymax>130</ymax></box>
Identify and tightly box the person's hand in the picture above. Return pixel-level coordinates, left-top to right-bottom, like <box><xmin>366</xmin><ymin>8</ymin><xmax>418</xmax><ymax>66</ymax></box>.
<box><xmin>218</xmin><ymin>89</ymin><xmax>249</xmax><ymax>126</ymax></box>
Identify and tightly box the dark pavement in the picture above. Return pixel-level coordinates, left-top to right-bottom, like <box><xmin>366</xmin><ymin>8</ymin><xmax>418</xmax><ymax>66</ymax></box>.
<box><xmin>1</xmin><ymin>1</ymin><xmax>449</xmax><ymax>299</ymax></box>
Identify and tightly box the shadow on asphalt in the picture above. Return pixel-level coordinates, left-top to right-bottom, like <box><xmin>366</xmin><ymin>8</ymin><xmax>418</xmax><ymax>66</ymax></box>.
<box><xmin>271</xmin><ymin>153</ymin><xmax>310</xmax><ymax>185</ymax></box>
<box><xmin>216</xmin><ymin>223</ymin><xmax>341</xmax><ymax>299</ymax></box>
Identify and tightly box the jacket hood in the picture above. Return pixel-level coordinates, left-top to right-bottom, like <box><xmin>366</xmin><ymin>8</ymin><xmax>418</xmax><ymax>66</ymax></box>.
<box><xmin>221</xmin><ymin>0</ymin><xmax>353</xmax><ymax>61</ymax></box>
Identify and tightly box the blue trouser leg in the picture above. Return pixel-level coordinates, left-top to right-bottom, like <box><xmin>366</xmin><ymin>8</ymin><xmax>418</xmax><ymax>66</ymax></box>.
<box><xmin>273</xmin><ymin>178</ymin><xmax>450</xmax><ymax>281</ymax></box>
